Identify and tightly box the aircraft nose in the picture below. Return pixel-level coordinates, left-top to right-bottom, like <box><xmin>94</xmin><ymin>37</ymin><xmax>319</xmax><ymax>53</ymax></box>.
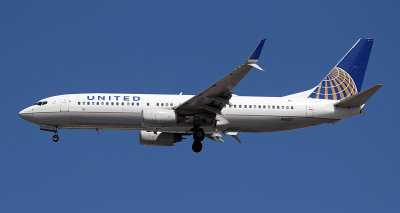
<box><xmin>19</xmin><ymin>108</ymin><xmax>33</xmax><ymax>121</ymax></box>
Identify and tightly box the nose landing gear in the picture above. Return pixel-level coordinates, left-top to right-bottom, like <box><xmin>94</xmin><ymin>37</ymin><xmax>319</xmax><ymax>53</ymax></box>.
<box><xmin>51</xmin><ymin>128</ymin><xmax>59</xmax><ymax>143</ymax></box>
<box><xmin>39</xmin><ymin>126</ymin><xmax>60</xmax><ymax>142</ymax></box>
<box><xmin>52</xmin><ymin>134</ymin><xmax>59</xmax><ymax>142</ymax></box>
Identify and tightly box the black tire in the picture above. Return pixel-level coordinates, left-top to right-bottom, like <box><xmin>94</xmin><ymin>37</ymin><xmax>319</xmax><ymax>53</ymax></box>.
<box><xmin>192</xmin><ymin>128</ymin><xmax>205</xmax><ymax>141</ymax></box>
<box><xmin>52</xmin><ymin>135</ymin><xmax>59</xmax><ymax>142</ymax></box>
<box><xmin>192</xmin><ymin>141</ymin><xmax>202</xmax><ymax>153</ymax></box>
<box><xmin>196</xmin><ymin>130</ymin><xmax>205</xmax><ymax>139</ymax></box>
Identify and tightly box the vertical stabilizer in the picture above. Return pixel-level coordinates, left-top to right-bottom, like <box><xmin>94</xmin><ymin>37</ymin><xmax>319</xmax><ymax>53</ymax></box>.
<box><xmin>308</xmin><ymin>38</ymin><xmax>374</xmax><ymax>100</ymax></box>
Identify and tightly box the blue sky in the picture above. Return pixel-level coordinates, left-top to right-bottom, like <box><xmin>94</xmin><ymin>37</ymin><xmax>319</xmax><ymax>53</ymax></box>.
<box><xmin>1</xmin><ymin>0</ymin><xmax>399</xmax><ymax>212</ymax></box>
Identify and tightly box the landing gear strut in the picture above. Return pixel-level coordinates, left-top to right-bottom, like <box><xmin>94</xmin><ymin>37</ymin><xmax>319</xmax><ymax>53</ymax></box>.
<box><xmin>191</xmin><ymin>116</ymin><xmax>205</xmax><ymax>153</ymax></box>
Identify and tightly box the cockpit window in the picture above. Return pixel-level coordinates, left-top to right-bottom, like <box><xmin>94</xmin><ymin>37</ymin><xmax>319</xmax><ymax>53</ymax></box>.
<box><xmin>35</xmin><ymin>101</ymin><xmax>48</xmax><ymax>106</ymax></box>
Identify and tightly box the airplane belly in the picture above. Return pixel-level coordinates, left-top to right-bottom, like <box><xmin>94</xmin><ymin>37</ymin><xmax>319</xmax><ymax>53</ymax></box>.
<box><xmin>224</xmin><ymin>115</ymin><xmax>336</xmax><ymax>132</ymax></box>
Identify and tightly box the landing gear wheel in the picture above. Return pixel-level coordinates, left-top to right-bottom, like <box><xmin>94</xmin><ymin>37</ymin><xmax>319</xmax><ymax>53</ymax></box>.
<box><xmin>193</xmin><ymin>129</ymin><xmax>205</xmax><ymax>141</ymax></box>
<box><xmin>192</xmin><ymin>141</ymin><xmax>202</xmax><ymax>153</ymax></box>
<box><xmin>52</xmin><ymin>134</ymin><xmax>59</xmax><ymax>142</ymax></box>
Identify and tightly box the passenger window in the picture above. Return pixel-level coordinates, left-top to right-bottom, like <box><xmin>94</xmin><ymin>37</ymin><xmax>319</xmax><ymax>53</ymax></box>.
<box><xmin>78</xmin><ymin>102</ymin><xmax>80</xmax><ymax>105</ymax></box>
<box><xmin>239</xmin><ymin>105</ymin><xmax>242</xmax><ymax>108</ymax></box>
<box><xmin>87</xmin><ymin>102</ymin><xmax>90</xmax><ymax>105</ymax></box>
<box><xmin>101</xmin><ymin>102</ymin><xmax>104</xmax><ymax>105</ymax></box>
<box><xmin>157</xmin><ymin>103</ymin><xmax>159</xmax><ymax>106</ymax></box>
<box><xmin>82</xmin><ymin>102</ymin><xmax>85</xmax><ymax>105</ymax></box>
<box><xmin>121</xmin><ymin>102</ymin><xmax>124</xmax><ymax>106</ymax></box>
<box><xmin>263</xmin><ymin>105</ymin><xmax>266</xmax><ymax>109</ymax></box>
<box><xmin>97</xmin><ymin>102</ymin><xmax>99</xmax><ymax>105</ymax></box>
<box><xmin>111</xmin><ymin>102</ymin><xmax>114</xmax><ymax>105</ymax></box>
<box><xmin>272</xmin><ymin>105</ymin><xmax>275</xmax><ymax>109</ymax></box>
<box><xmin>282</xmin><ymin>106</ymin><xmax>284</xmax><ymax>109</ymax></box>
<box><xmin>137</xmin><ymin>103</ymin><xmax>139</xmax><ymax>106</ymax></box>
<box><xmin>277</xmin><ymin>106</ymin><xmax>280</xmax><ymax>109</ymax></box>
<box><xmin>106</xmin><ymin>102</ymin><xmax>109</xmax><ymax>105</ymax></box>
<box><xmin>244</xmin><ymin>105</ymin><xmax>247</xmax><ymax>108</ymax></box>
<box><xmin>127</xmin><ymin>102</ymin><xmax>130</xmax><ymax>106</ymax></box>
<box><xmin>249</xmin><ymin>105</ymin><xmax>252</xmax><ymax>108</ymax></box>
<box><xmin>258</xmin><ymin>105</ymin><xmax>261</xmax><ymax>108</ymax></box>
<box><xmin>132</xmin><ymin>102</ymin><xmax>134</xmax><ymax>106</ymax></box>
<box><xmin>147</xmin><ymin>103</ymin><xmax>150</xmax><ymax>106</ymax></box>
<box><xmin>234</xmin><ymin>105</ymin><xmax>236</xmax><ymax>108</ymax></box>
<box><xmin>170</xmin><ymin>103</ymin><xmax>173</xmax><ymax>106</ymax></box>
<box><xmin>291</xmin><ymin>106</ymin><xmax>294</xmax><ymax>109</ymax></box>
<box><xmin>286</xmin><ymin>106</ymin><xmax>289</xmax><ymax>109</ymax></box>
<box><xmin>161</xmin><ymin>103</ymin><xmax>164</xmax><ymax>106</ymax></box>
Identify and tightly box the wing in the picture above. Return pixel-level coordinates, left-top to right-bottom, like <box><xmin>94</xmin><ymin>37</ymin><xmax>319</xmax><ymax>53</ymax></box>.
<box><xmin>175</xmin><ymin>39</ymin><xmax>266</xmax><ymax>118</ymax></box>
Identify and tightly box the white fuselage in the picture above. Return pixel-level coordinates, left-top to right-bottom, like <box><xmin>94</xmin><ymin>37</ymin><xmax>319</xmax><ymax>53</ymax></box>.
<box><xmin>19</xmin><ymin>93</ymin><xmax>362</xmax><ymax>133</ymax></box>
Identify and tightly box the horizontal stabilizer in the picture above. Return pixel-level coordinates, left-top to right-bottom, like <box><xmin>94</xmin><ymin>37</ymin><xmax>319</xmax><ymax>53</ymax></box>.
<box><xmin>335</xmin><ymin>84</ymin><xmax>383</xmax><ymax>108</ymax></box>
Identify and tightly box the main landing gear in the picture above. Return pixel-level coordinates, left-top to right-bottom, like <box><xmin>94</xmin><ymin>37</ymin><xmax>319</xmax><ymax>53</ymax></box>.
<box><xmin>191</xmin><ymin>117</ymin><xmax>205</xmax><ymax>153</ymax></box>
<box><xmin>192</xmin><ymin>128</ymin><xmax>205</xmax><ymax>152</ymax></box>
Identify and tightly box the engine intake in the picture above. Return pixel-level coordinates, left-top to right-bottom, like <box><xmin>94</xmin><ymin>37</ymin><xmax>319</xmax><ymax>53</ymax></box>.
<box><xmin>139</xmin><ymin>131</ymin><xmax>182</xmax><ymax>146</ymax></box>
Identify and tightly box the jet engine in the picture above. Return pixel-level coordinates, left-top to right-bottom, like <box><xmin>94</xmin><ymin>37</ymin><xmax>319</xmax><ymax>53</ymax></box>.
<box><xmin>141</xmin><ymin>109</ymin><xmax>177</xmax><ymax>127</ymax></box>
<box><xmin>139</xmin><ymin>131</ymin><xmax>182</xmax><ymax>146</ymax></box>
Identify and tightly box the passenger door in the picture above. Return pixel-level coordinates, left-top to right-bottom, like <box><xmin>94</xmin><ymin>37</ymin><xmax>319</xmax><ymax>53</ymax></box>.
<box><xmin>60</xmin><ymin>96</ymin><xmax>69</xmax><ymax>112</ymax></box>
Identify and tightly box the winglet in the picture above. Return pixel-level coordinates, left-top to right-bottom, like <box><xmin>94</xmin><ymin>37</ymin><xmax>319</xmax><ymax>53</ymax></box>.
<box><xmin>248</xmin><ymin>39</ymin><xmax>266</xmax><ymax>60</ymax></box>
<box><xmin>249</xmin><ymin>63</ymin><xmax>264</xmax><ymax>71</ymax></box>
<box><xmin>246</xmin><ymin>39</ymin><xmax>266</xmax><ymax>66</ymax></box>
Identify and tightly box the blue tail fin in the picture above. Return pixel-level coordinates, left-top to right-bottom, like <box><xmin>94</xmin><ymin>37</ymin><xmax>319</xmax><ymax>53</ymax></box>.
<box><xmin>308</xmin><ymin>38</ymin><xmax>374</xmax><ymax>100</ymax></box>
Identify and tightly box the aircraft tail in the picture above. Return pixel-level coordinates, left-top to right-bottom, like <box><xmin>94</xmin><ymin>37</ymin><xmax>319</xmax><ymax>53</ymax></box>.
<box><xmin>334</xmin><ymin>84</ymin><xmax>383</xmax><ymax>108</ymax></box>
<box><xmin>308</xmin><ymin>38</ymin><xmax>374</xmax><ymax>100</ymax></box>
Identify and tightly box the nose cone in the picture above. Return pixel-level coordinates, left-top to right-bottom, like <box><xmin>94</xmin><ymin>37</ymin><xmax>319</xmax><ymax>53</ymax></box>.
<box><xmin>19</xmin><ymin>107</ymin><xmax>33</xmax><ymax>121</ymax></box>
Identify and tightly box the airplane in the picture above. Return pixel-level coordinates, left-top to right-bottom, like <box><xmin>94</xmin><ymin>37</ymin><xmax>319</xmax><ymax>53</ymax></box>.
<box><xmin>19</xmin><ymin>38</ymin><xmax>382</xmax><ymax>152</ymax></box>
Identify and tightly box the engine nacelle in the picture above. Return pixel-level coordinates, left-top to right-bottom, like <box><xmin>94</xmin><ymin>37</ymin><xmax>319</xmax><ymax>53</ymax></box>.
<box><xmin>139</xmin><ymin>131</ymin><xmax>182</xmax><ymax>146</ymax></box>
<box><xmin>141</xmin><ymin>109</ymin><xmax>177</xmax><ymax>127</ymax></box>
